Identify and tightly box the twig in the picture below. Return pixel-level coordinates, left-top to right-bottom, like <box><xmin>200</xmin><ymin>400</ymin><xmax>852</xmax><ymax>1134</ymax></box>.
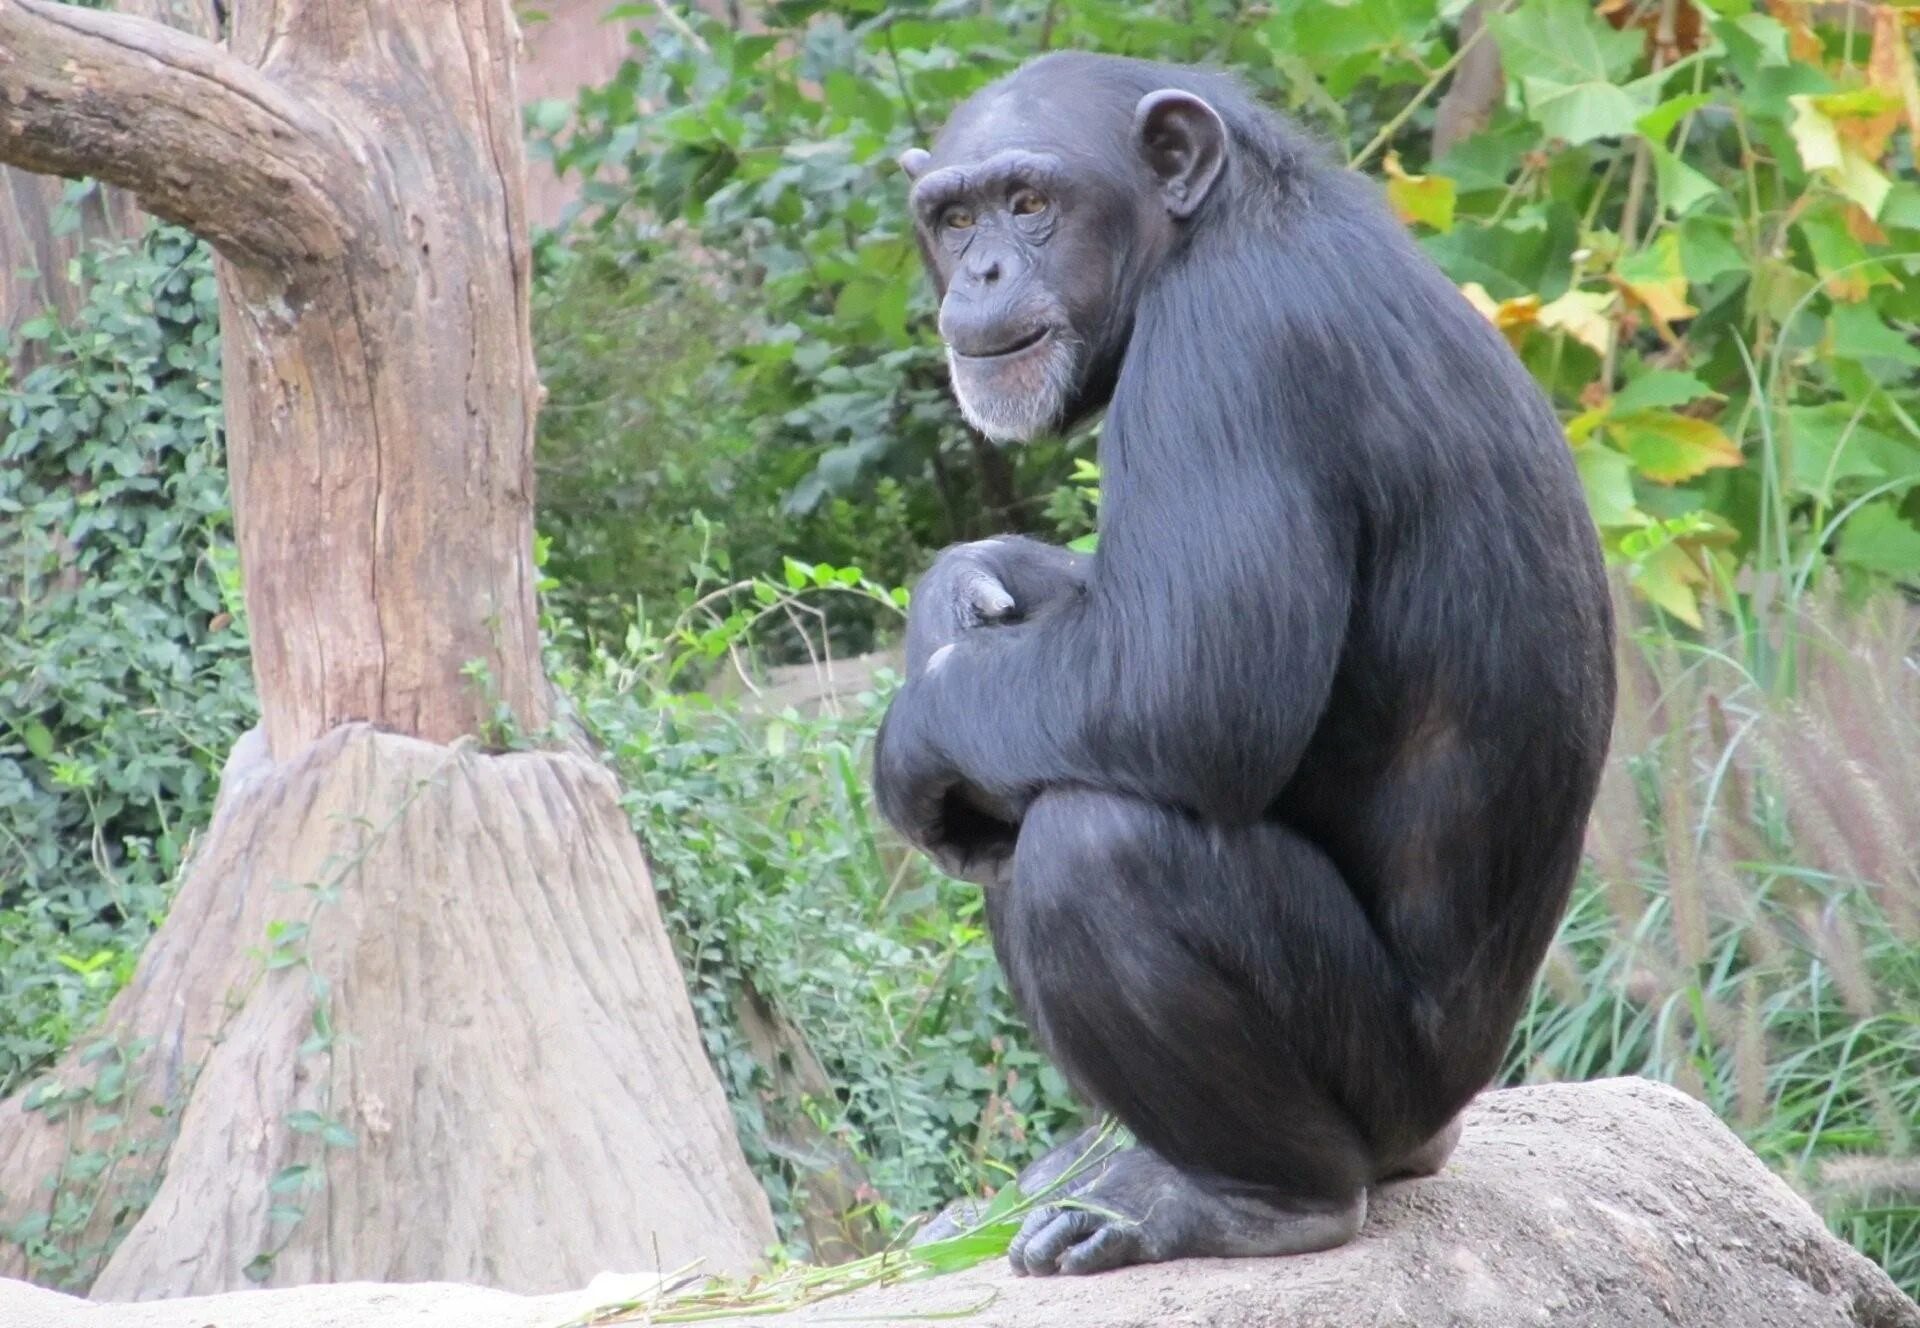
<box><xmin>652</xmin><ymin>0</ymin><xmax>709</xmax><ymax>54</ymax></box>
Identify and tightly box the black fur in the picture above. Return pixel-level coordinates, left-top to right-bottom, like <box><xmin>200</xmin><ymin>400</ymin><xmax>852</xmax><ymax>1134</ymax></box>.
<box><xmin>875</xmin><ymin>53</ymin><xmax>1614</xmax><ymax>1276</ymax></box>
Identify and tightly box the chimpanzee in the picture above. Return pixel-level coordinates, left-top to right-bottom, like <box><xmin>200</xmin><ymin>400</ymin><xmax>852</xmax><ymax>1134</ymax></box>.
<box><xmin>872</xmin><ymin>53</ymin><xmax>1615</xmax><ymax>1277</ymax></box>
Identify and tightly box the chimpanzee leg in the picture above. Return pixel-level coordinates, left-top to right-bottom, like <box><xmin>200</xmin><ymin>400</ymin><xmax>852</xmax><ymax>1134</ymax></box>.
<box><xmin>992</xmin><ymin>785</ymin><xmax>1431</xmax><ymax>1276</ymax></box>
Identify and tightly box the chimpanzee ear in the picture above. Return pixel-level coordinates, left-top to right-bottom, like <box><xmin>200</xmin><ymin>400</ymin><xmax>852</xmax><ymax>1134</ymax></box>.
<box><xmin>898</xmin><ymin>148</ymin><xmax>933</xmax><ymax>180</ymax></box>
<box><xmin>1132</xmin><ymin>90</ymin><xmax>1227</xmax><ymax>220</ymax></box>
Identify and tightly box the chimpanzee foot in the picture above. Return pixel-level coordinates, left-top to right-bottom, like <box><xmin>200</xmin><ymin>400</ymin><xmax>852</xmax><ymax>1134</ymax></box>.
<box><xmin>1007</xmin><ymin>1147</ymin><xmax>1364</xmax><ymax>1276</ymax></box>
<box><xmin>912</xmin><ymin>1126</ymin><xmax>1122</xmax><ymax>1245</ymax></box>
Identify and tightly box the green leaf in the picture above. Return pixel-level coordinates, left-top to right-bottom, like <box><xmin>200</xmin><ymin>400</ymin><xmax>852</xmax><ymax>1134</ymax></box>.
<box><xmin>1783</xmin><ymin>404</ymin><xmax>1893</xmax><ymax>502</ymax></box>
<box><xmin>1836</xmin><ymin>502</ymin><xmax>1920</xmax><ymax>577</ymax></box>
<box><xmin>22</xmin><ymin>721</ymin><xmax>54</xmax><ymax>760</ymax></box>
<box><xmin>1491</xmin><ymin>0</ymin><xmax>1644</xmax><ymax>85</ymax></box>
<box><xmin>1573</xmin><ymin>442</ymin><xmax>1642</xmax><ymax>527</ymax></box>
<box><xmin>1796</xmin><ymin>207</ymin><xmax>1894</xmax><ymax>300</ymax></box>
<box><xmin>1880</xmin><ymin>181</ymin><xmax>1920</xmax><ymax>230</ymax></box>
<box><xmin>1384</xmin><ymin>165</ymin><xmax>1457</xmax><ymax>232</ymax></box>
<box><xmin>285</xmin><ymin>1110</ymin><xmax>328</xmax><ymax>1135</ymax></box>
<box><xmin>1612</xmin><ymin>371</ymin><xmax>1712</xmax><ymax>415</ymax></box>
<box><xmin>1631</xmin><ymin>542</ymin><xmax>1707</xmax><ymax>627</ymax></box>
<box><xmin>1518</xmin><ymin>79</ymin><xmax>1645</xmax><ymax>144</ymax></box>
<box><xmin>270</xmin><ymin>1164</ymin><xmax>315</xmax><ymax>1194</ymax></box>
<box><xmin>1787</xmin><ymin>95</ymin><xmax>1843</xmax><ymax>171</ymax></box>
<box><xmin>910</xmin><ymin>1221</ymin><xmax>1018</xmax><ymax>1273</ymax></box>
<box><xmin>1493</xmin><ymin>0</ymin><xmax>1651</xmax><ymax>143</ymax></box>
<box><xmin>1637</xmin><ymin>92</ymin><xmax>1715</xmax><ymax>142</ymax></box>
<box><xmin>1828</xmin><ymin>303</ymin><xmax>1920</xmax><ymax>368</ymax></box>
<box><xmin>1677</xmin><ymin>215</ymin><xmax>1747</xmax><ymax>285</ymax></box>
<box><xmin>1645</xmin><ymin>143</ymin><xmax>1718</xmax><ymax>216</ymax></box>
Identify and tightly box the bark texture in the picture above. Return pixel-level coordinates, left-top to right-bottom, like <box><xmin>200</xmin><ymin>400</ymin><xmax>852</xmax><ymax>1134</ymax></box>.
<box><xmin>0</xmin><ymin>0</ymin><xmax>775</xmax><ymax>1295</ymax></box>
<box><xmin>0</xmin><ymin>0</ymin><xmax>545</xmax><ymax>753</ymax></box>
<box><xmin>0</xmin><ymin>0</ymin><xmax>215</xmax><ymax>357</ymax></box>
<box><xmin>0</xmin><ymin>726</ymin><xmax>774</xmax><ymax>1295</ymax></box>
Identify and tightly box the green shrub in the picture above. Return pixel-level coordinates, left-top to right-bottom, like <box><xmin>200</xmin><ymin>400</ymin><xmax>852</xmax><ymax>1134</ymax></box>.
<box><xmin>537</xmin><ymin>0</ymin><xmax>1920</xmax><ymax>625</ymax></box>
<box><xmin>0</xmin><ymin>222</ymin><xmax>253</xmax><ymax>1095</ymax></box>
<box><xmin>545</xmin><ymin>570</ymin><xmax>1081</xmax><ymax>1248</ymax></box>
<box><xmin>532</xmin><ymin>224</ymin><xmax>935</xmax><ymax>655</ymax></box>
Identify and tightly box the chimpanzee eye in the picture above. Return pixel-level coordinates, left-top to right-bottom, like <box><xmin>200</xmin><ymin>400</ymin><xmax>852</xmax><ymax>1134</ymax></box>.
<box><xmin>943</xmin><ymin>207</ymin><xmax>976</xmax><ymax>230</ymax></box>
<box><xmin>1010</xmin><ymin>189</ymin><xmax>1049</xmax><ymax>216</ymax></box>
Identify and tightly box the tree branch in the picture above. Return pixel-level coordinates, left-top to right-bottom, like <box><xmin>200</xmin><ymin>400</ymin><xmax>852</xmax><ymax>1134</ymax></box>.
<box><xmin>0</xmin><ymin>0</ymin><xmax>353</xmax><ymax>267</ymax></box>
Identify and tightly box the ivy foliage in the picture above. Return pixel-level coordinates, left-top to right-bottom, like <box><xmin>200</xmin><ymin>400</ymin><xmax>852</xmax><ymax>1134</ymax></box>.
<box><xmin>0</xmin><ymin>221</ymin><xmax>252</xmax><ymax>1095</ymax></box>
<box><xmin>535</xmin><ymin>0</ymin><xmax>1920</xmax><ymax>625</ymax></box>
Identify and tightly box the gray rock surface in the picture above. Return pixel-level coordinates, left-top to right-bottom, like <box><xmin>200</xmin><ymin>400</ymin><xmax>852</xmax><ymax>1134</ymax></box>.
<box><xmin>5</xmin><ymin>1078</ymin><xmax>1915</xmax><ymax>1327</ymax></box>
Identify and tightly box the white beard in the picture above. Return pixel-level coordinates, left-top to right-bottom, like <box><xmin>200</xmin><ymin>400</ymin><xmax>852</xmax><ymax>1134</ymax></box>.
<box><xmin>946</xmin><ymin>334</ymin><xmax>1080</xmax><ymax>442</ymax></box>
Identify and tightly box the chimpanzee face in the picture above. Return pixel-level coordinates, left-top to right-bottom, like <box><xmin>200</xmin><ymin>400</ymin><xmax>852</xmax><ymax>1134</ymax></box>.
<box><xmin>901</xmin><ymin>82</ymin><xmax>1227</xmax><ymax>442</ymax></box>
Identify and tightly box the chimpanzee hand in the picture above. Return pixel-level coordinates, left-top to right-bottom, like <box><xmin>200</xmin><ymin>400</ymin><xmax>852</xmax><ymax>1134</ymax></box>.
<box><xmin>882</xmin><ymin>536</ymin><xmax>1089</xmax><ymax>884</ymax></box>
<box><xmin>903</xmin><ymin>536</ymin><xmax>1089</xmax><ymax>677</ymax></box>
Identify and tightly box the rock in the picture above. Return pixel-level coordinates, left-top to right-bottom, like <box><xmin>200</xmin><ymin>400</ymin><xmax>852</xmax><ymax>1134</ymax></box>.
<box><xmin>6</xmin><ymin>1079</ymin><xmax>1915</xmax><ymax>1328</ymax></box>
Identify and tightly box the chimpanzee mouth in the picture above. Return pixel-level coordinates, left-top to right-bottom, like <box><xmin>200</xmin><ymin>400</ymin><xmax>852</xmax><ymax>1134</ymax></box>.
<box><xmin>954</xmin><ymin>327</ymin><xmax>1051</xmax><ymax>361</ymax></box>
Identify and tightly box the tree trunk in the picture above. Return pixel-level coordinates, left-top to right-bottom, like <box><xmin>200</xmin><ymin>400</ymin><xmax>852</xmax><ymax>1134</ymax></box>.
<box><xmin>0</xmin><ymin>0</ymin><xmax>775</xmax><ymax>1296</ymax></box>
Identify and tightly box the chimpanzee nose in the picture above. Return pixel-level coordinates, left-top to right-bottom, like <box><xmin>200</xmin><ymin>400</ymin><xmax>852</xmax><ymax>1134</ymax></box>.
<box><xmin>957</xmin><ymin>254</ymin><xmax>1004</xmax><ymax>293</ymax></box>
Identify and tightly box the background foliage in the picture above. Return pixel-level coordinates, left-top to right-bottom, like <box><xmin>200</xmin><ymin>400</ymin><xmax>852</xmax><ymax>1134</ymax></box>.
<box><xmin>534</xmin><ymin>0</ymin><xmax>1920</xmax><ymax>630</ymax></box>
<box><xmin>0</xmin><ymin>220</ymin><xmax>249</xmax><ymax>1097</ymax></box>
<box><xmin>0</xmin><ymin>0</ymin><xmax>1915</xmax><ymax>1300</ymax></box>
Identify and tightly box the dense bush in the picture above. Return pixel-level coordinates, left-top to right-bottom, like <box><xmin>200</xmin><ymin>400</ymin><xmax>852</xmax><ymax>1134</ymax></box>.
<box><xmin>532</xmin><ymin>228</ymin><xmax>932</xmax><ymax>650</ymax></box>
<box><xmin>536</xmin><ymin>0</ymin><xmax>1920</xmax><ymax>625</ymax></box>
<box><xmin>548</xmin><ymin>579</ymin><xmax>1082</xmax><ymax>1241</ymax></box>
<box><xmin>0</xmin><ymin>222</ymin><xmax>253</xmax><ymax>1095</ymax></box>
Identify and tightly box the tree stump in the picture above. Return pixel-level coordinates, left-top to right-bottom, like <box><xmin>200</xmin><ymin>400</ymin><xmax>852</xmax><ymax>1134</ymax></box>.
<box><xmin>2</xmin><ymin>726</ymin><xmax>772</xmax><ymax>1296</ymax></box>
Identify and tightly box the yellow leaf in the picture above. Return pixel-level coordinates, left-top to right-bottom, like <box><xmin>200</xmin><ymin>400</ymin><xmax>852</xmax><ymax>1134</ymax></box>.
<box><xmin>1788</xmin><ymin>95</ymin><xmax>1844</xmax><ymax>172</ymax></box>
<box><xmin>1791</xmin><ymin>92</ymin><xmax>1896</xmax><ymax>218</ymax></box>
<box><xmin>1811</xmin><ymin>86</ymin><xmax>1902</xmax><ymax>161</ymax></box>
<box><xmin>1457</xmin><ymin>282</ymin><xmax>1540</xmax><ymax>346</ymax></box>
<box><xmin>1831</xmin><ymin>145</ymin><xmax>1893</xmax><ymax>218</ymax></box>
<box><xmin>1459</xmin><ymin>281</ymin><xmax>1500</xmax><ymax>321</ymax></box>
<box><xmin>1607</xmin><ymin>409</ymin><xmax>1743</xmax><ymax>483</ymax></box>
<box><xmin>1613</xmin><ymin>233</ymin><xmax>1696</xmax><ymax>333</ymax></box>
<box><xmin>1538</xmin><ymin>289</ymin><xmax>1617</xmax><ymax>356</ymax></box>
<box><xmin>1382</xmin><ymin>152</ymin><xmax>1457</xmax><ymax>233</ymax></box>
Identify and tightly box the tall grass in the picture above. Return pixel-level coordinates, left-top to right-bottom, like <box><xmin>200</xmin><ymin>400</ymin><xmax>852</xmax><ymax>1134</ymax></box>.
<box><xmin>1510</xmin><ymin>591</ymin><xmax>1920</xmax><ymax>1294</ymax></box>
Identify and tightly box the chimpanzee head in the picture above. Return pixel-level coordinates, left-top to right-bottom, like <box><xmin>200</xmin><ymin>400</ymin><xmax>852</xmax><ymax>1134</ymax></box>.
<box><xmin>899</xmin><ymin>55</ymin><xmax>1230</xmax><ymax>442</ymax></box>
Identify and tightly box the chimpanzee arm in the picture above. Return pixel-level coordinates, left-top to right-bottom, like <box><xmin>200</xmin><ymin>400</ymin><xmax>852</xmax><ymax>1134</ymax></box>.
<box><xmin>875</xmin><ymin>467</ymin><xmax>1354</xmax><ymax>843</ymax></box>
